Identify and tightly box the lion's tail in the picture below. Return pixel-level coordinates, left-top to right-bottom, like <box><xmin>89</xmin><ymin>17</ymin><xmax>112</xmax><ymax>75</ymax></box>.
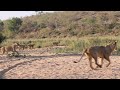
<box><xmin>74</xmin><ymin>49</ymin><xmax>87</xmax><ymax>63</ymax></box>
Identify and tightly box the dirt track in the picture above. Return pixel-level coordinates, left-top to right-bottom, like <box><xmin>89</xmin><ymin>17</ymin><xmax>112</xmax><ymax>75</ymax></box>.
<box><xmin>0</xmin><ymin>47</ymin><xmax>120</xmax><ymax>79</ymax></box>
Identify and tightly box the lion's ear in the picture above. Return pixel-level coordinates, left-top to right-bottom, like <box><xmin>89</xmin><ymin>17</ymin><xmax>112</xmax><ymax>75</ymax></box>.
<box><xmin>106</xmin><ymin>40</ymin><xmax>111</xmax><ymax>44</ymax></box>
<box><xmin>115</xmin><ymin>40</ymin><xmax>118</xmax><ymax>44</ymax></box>
<box><xmin>113</xmin><ymin>40</ymin><xmax>117</xmax><ymax>45</ymax></box>
<box><xmin>113</xmin><ymin>40</ymin><xmax>117</xmax><ymax>43</ymax></box>
<box><xmin>108</xmin><ymin>41</ymin><xmax>111</xmax><ymax>44</ymax></box>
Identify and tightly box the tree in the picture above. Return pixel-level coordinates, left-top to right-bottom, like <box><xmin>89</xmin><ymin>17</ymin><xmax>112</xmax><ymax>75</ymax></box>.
<box><xmin>38</xmin><ymin>11</ymin><xmax>43</xmax><ymax>15</ymax></box>
<box><xmin>0</xmin><ymin>33</ymin><xmax>6</xmax><ymax>43</ymax></box>
<box><xmin>35</xmin><ymin>11</ymin><xmax>43</xmax><ymax>15</ymax></box>
<box><xmin>7</xmin><ymin>17</ymin><xmax>22</xmax><ymax>32</ymax></box>
<box><xmin>19</xmin><ymin>20</ymin><xmax>39</xmax><ymax>33</ymax></box>
<box><xmin>0</xmin><ymin>20</ymin><xmax>4</xmax><ymax>31</ymax></box>
<box><xmin>35</xmin><ymin>11</ymin><xmax>38</xmax><ymax>15</ymax></box>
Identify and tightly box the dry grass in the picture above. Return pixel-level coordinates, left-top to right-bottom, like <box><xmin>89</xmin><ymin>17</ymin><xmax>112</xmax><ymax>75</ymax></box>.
<box><xmin>1</xmin><ymin>36</ymin><xmax>120</xmax><ymax>54</ymax></box>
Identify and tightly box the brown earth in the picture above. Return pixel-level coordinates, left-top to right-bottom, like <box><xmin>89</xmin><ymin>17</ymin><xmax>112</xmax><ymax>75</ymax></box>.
<box><xmin>0</xmin><ymin>46</ymin><xmax>120</xmax><ymax>79</ymax></box>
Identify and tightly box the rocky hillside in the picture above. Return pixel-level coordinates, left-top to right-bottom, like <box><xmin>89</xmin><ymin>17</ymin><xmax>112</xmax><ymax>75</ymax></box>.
<box><xmin>1</xmin><ymin>11</ymin><xmax>120</xmax><ymax>39</ymax></box>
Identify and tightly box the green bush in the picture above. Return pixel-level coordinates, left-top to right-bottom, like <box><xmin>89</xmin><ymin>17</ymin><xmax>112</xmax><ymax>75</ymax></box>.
<box><xmin>0</xmin><ymin>33</ymin><xmax>6</xmax><ymax>44</ymax></box>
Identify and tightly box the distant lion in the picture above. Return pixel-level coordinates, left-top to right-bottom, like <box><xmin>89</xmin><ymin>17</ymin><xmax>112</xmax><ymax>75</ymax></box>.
<box><xmin>15</xmin><ymin>43</ymin><xmax>26</xmax><ymax>50</ymax></box>
<box><xmin>18</xmin><ymin>45</ymin><xmax>26</xmax><ymax>50</ymax></box>
<box><xmin>74</xmin><ymin>41</ymin><xmax>117</xmax><ymax>70</ymax></box>
<box><xmin>27</xmin><ymin>44</ymin><xmax>35</xmax><ymax>49</ymax></box>
<box><xmin>0</xmin><ymin>42</ymin><xmax>19</xmax><ymax>55</ymax></box>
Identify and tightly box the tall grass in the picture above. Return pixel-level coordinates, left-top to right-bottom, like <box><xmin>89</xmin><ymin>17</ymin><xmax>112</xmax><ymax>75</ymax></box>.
<box><xmin>1</xmin><ymin>36</ymin><xmax>120</xmax><ymax>55</ymax></box>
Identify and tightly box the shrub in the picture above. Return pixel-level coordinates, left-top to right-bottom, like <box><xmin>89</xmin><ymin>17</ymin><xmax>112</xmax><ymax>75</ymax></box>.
<box><xmin>0</xmin><ymin>33</ymin><xmax>6</xmax><ymax>44</ymax></box>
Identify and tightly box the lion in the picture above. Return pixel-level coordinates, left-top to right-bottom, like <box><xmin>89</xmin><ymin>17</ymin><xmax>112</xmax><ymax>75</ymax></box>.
<box><xmin>18</xmin><ymin>45</ymin><xmax>26</xmax><ymax>50</ymax></box>
<box><xmin>15</xmin><ymin>43</ymin><xmax>26</xmax><ymax>50</ymax></box>
<box><xmin>0</xmin><ymin>42</ymin><xmax>19</xmax><ymax>55</ymax></box>
<box><xmin>27</xmin><ymin>44</ymin><xmax>35</xmax><ymax>49</ymax></box>
<box><xmin>74</xmin><ymin>41</ymin><xmax>117</xmax><ymax>70</ymax></box>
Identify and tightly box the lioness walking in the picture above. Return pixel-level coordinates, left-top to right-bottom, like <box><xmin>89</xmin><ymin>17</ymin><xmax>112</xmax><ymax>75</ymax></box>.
<box><xmin>0</xmin><ymin>42</ymin><xmax>19</xmax><ymax>55</ymax></box>
<box><xmin>74</xmin><ymin>41</ymin><xmax>117</xmax><ymax>70</ymax></box>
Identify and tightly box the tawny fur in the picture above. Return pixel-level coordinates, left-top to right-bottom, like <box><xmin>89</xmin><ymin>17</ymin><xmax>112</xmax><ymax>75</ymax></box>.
<box><xmin>17</xmin><ymin>44</ymin><xmax>26</xmax><ymax>50</ymax></box>
<box><xmin>0</xmin><ymin>43</ymin><xmax>19</xmax><ymax>55</ymax></box>
<box><xmin>74</xmin><ymin>41</ymin><xmax>117</xmax><ymax>70</ymax></box>
<box><xmin>27</xmin><ymin>44</ymin><xmax>35</xmax><ymax>49</ymax></box>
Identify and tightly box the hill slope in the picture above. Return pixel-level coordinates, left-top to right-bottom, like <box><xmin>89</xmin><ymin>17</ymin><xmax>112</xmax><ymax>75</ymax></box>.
<box><xmin>1</xmin><ymin>11</ymin><xmax>120</xmax><ymax>39</ymax></box>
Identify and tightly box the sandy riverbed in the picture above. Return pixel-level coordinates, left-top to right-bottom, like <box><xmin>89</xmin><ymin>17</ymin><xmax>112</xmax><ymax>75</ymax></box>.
<box><xmin>0</xmin><ymin>47</ymin><xmax>120</xmax><ymax>79</ymax></box>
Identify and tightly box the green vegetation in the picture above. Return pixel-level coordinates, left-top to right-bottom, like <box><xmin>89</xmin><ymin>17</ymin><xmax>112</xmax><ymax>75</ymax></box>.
<box><xmin>0</xmin><ymin>11</ymin><xmax>120</xmax><ymax>39</ymax></box>
<box><xmin>0</xmin><ymin>33</ymin><xmax>6</xmax><ymax>44</ymax></box>
<box><xmin>0</xmin><ymin>11</ymin><xmax>120</xmax><ymax>54</ymax></box>
<box><xmin>2</xmin><ymin>36</ymin><xmax>120</xmax><ymax>55</ymax></box>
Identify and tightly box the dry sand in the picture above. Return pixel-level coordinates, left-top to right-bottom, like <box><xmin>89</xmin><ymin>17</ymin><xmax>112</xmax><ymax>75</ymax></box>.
<box><xmin>0</xmin><ymin>47</ymin><xmax>120</xmax><ymax>79</ymax></box>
